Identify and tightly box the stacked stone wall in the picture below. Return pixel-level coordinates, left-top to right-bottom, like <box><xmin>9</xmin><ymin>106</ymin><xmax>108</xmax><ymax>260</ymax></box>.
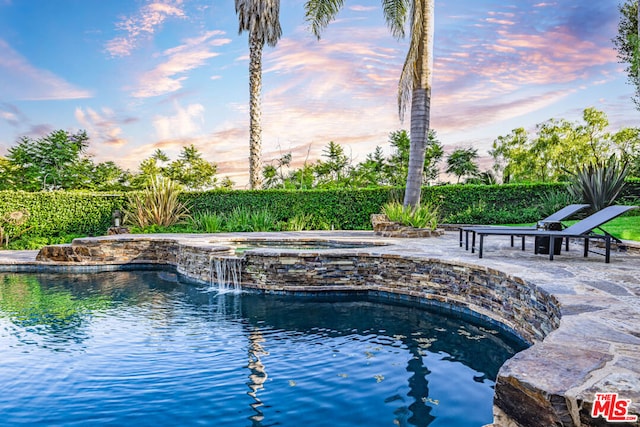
<box><xmin>241</xmin><ymin>251</ymin><xmax>559</xmax><ymax>343</ymax></box>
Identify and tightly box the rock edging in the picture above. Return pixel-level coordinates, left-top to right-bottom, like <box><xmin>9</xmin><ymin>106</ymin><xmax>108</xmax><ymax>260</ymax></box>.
<box><xmin>371</xmin><ymin>213</ymin><xmax>445</xmax><ymax>238</ymax></box>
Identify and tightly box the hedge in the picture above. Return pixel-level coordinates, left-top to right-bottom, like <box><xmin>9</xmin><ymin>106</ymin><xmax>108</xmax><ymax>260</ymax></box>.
<box><xmin>0</xmin><ymin>180</ymin><xmax>638</xmax><ymax>242</ymax></box>
<box><xmin>0</xmin><ymin>191</ymin><xmax>126</xmax><ymax>238</ymax></box>
<box><xmin>420</xmin><ymin>182</ymin><xmax>567</xmax><ymax>224</ymax></box>
<box><xmin>182</xmin><ymin>188</ymin><xmax>392</xmax><ymax>230</ymax></box>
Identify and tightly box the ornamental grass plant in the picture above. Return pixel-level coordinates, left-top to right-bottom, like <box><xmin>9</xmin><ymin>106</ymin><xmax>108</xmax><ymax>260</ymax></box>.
<box><xmin>125</xmin><ymin>176</ymin><xmax>191</xmax><ymax>228</ymax></box>
<box><xmin>382</xmin><ymin>202</ymin><xmax>440</xmax><ymax>230</ymax></box>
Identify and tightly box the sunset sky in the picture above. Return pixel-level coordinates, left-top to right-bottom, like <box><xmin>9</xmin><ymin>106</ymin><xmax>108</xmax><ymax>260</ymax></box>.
<box><xmin>0</xmin><ymin>0</ymin><xmax>637</xmax><ymax>187</ymax></box>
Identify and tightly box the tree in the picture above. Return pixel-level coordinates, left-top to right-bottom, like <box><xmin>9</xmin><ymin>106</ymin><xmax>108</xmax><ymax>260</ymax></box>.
<box><xmin>131</xmin><ymin>146</ymin><xmax>218</xmax><ymax>190</ymax></box>
<box><xmin>314</xmin><ymin>141</ymin><xmax>351</xmax><ymax>186</ymax></box>
<box><xmin>352</xmin><ymin>146</ymin><xmax>387</xmax><ymax>187</ymax></box>
<box><xmin>399</xmin><ymin>0</ymin><xmax>435</xmax><ymax>207</ymax></box>
<box><xmin>262</xmin><ymin>152</ymin><xmax>291</xmax><ymax>189</ymax></box>
<box><xmin>130</xmin><ymin>149</ymin><xmax>170</xmax><ymax>189</ymax></box>
<box><xmin>490</xmin><ymin>108</ymin><xmax>619</xmax><ymax>183</ymax></box>
<box><xmin>165</xmin><ymin>145</ymin><xmax>218</xmax><ymax>190</ymax></box>
<box><xmin>613</xmin><ymin>0</ymin><xmax>639</xmax><ymax>108</ymax></box>
<box><xmin>0</xmin><ymin>157</ymin><xmax>17</xmax><ymax>190</ymax></box>
<box><xmin>89</xmin><ymin>161</ymin><xmax>130</xmax><ymax>191</ymax></box>
<box><xmin>236</xmin><ymin>0</ymin><xmax>282</xmax><ymax>189</ymax></box>
<box><xmin>446</xmin><ymin>147</ymin><xmax>479</xmax><ymax>183</ymax></box>
<box><xmin>385</xmin><ymin>129</ymin><xmax>442</xmax><ymax>186</ymax></box>
<box><xmin>613</xmin><ymin>126</ymin><xmax>640</xmax><ymax>176</ymax></box>
<box><xmin>6</xmin><ymin>129</ymin><xmax>90</xmax><ymax>190</ymax></box>
<box><xmin>305</xmin><ymin>0</ymin><xmax>435</xmax><ymax>208</ymax></box>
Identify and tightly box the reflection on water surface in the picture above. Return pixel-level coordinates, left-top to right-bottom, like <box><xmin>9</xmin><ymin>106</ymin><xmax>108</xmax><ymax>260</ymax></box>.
<box><xmin>0</xmin><ymin>270</ymin><xmax>526</xmax><ymax>427</ymax></box>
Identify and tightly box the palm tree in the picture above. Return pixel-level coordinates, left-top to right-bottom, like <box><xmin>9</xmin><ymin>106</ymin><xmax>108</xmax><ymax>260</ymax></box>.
<box><xmin>236</xmin><ymin>0</ymin><xmax>282</xmax><ymax>189</ymax></box>
<box><xmin>305</xmin><ymin>0</ymin><xmax>435</xmax><ymax>207</ymax></box>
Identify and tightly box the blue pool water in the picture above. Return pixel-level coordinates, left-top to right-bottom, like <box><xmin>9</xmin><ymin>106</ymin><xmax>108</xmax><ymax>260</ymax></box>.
<box><xmin>0</xmin><ymin>270</ymin><xmax>526</xmax><ymax>426</ymax></box>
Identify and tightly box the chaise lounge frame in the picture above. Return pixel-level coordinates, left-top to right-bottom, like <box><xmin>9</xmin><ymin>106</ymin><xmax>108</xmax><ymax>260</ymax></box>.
<box><xmin>472</xmin><ymin>205</ymin><xmax>638</xmax><ymax>263</ymax></box>
<box><xmin>459</xmin><ymin>204</ymin><xmax>590</xmax><ymax>252</ymax></box>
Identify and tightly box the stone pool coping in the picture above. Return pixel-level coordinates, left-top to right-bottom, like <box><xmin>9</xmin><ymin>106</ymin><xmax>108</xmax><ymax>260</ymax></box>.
<box><xmin>2</xmin><ymin>230</ymin><xmax>640</xmax><ymax>427</ymax></box>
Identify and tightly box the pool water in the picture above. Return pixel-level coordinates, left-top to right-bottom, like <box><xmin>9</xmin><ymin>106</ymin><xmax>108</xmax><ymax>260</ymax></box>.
<box><xmin>0</xmin><ymin>271</ymin><xmax>526</xmax><ymax>427</ymax></box>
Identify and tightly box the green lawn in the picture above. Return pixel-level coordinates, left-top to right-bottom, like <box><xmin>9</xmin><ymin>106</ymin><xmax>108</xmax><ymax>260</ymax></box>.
<box><xmin>504</xmin><ymin>215</ymin><xmax>640</xmax><ymax>242</ymax></box>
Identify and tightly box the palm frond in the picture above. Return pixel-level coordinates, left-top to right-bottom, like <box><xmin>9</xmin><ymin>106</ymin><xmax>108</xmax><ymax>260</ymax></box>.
<box><xmin>305</xmin><ymin>0</ymin><xmax>345</xmax><ymax>39</ymax></box>
<box><xmin>398</xmin><ymin>0</ymin><xmax>422</xmax><ymax>121</ymax></box>
<box><xmin>381</xmin><ymin>0</ymin><xmax>410</xmax><ymax>39</ymax></box>
<box><xmin>236</xmin><ymin>0</ymin><xmax>282</xmax><ymax>46</ymax></box>
<box><xmin>398</xmin><ymin>0</ymin><xmax>434</xmax><ymax>122</ymax></box>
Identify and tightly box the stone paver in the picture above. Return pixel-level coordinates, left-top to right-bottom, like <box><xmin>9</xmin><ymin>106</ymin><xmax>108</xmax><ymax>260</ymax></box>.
<box><xmin>1</xmin><ymin>230</ymin><xmax>639</xmax><ymax>427</ymax></box>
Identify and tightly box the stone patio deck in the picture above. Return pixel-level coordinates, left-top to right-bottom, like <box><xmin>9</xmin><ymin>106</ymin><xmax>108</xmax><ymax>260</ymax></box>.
<box><xmin>1</xmin><ymin>230</ymin><xmax>639</xmax><ymax>427</ymax></box>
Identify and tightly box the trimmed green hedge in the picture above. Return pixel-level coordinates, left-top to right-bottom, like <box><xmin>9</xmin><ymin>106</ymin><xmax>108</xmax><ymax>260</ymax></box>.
<box><xmin>183</xmin><ymin>188</ymin><xmax>392</xmax><ymax>230</ymax></box>
<box><xmin>183</xmin><ymin>184</ymin><xmax>570</xmax><ymax>228</ymax></box>
<box><xmin>623</xmin><ymin>177</ymin><xmax>640</xmax><ymax>204</ymax></box>
<box><xmin>0</xmin><ymin>191</ymin><xmax>126</xmax><ymax>238</ymax></box>
<box><xmin>1</xmin><ymin>180</ymin><xmax>638</xmax><ymax>245</ymax></box>
<box><xmin>420</xmin><ymin>183</ymin><xmax>567</xmax><ymax>224</ymax></box>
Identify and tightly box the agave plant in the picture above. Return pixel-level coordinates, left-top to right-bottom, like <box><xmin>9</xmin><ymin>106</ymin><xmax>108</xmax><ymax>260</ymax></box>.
<box><xmin>125</xmin><ymin>176</ymin><xmax>190</xmax><ymax>228</ymax></box>
<box><xmin>569</xmin><ymin>155</ymin><xmax>629</xmax><ymax>213</ymax></box>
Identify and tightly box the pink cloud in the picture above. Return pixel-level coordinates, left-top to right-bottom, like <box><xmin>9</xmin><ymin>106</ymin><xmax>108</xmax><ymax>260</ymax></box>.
<box><xmin>75</xmin><ymin>107</ymin><xmax>130</xmax><ymax>152</ymax></box>
<box><xmin>486</xmin><ymin>18</ymin><xmax>515</xmax><ymax>26</ymax></box>
<box><xmin>105</xmin><ymin>0</ymin><xmax>186</xmax><ymax>57</ymax></box>
<box><xmin>133</xmin><ymin>31</ymin><xmax>231</xmax><ymax>98</ymax></box>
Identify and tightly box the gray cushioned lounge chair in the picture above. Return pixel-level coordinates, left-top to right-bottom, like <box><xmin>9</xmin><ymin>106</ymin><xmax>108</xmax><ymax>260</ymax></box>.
<box><xmin>473</xmin><ymin>205</ymin><xmax>638</xmax><ymax>263</ymax></box>
<box><xmin>459</xmin><ymin>204</ymin><xmax>590</xmax><ymax>252</ymax></box>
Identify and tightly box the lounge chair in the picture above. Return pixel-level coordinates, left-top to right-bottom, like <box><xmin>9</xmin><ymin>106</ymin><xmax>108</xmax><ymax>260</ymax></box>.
<box><xmin>473</xmin><ymin>205</ymin><xmax>638</xmax><ymax>263</ymax></box>
<box><xmin>459</xmin><ymin>204</ymin><xmax>590</xmax><ymax>252</ymax></box>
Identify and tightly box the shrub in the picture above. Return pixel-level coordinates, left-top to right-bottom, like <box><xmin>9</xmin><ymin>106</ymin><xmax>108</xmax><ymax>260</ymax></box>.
<box><xmin>125</xmin><ymin>176</ymin><xmax>190</xmax><ymax>228</ymax></box>
<box><xmin>0</xmin><ymin>210</ymin><xmax>32</xmax><ymax>247</ymax></box>
<box><xmin>0</xmin><ymin>191</ymin><xmax>126</xmax><ymax>239</ymax></box>
<box><xmin>444</xmin><ymin>200</ymin><xmax>489</xmax><ymax>224</ymax></box>
<box><xmin>283</xmin><ymin>213</ymin><xmax>315</xmax><ymax>231</ymax></box>
<box><xmin>248</xmin><ymin>209</ymin><xmax>278</xmax><ymax>232</ymax></box>
<box><xmin>4</xmin><ymin>182</ymin><xmax>622</xmax><ymax>247</ymax></box>
<box><xmin>382</xmin><ymin>202</ymin><xmax>440</xmax><ymax>230</ymax></box>
<box><xmin>224</xmin><ymin>206</ymin><xmax>253</xmax><ymax>232</ymax></box>
<box><xmin>222</xmin><ymin>207</ymin><xmax>279</xmax><ymax>232</ymax></box>
<box><xmin>538</xmin><ymin>189</ymin><xmax>582</xmax><ymax>218</ymax></box>
<box><xmin>190</xmin><ymin>211</ymin><xmax>225</xmax><ymax>233</ymax></box>
<box><xmin>183</xmin><ymin>188</ymin><xmax>392</xmax><ymax>230</ymax></box>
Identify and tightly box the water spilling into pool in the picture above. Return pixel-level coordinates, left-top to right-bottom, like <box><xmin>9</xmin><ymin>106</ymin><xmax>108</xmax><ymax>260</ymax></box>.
<box><xmin>0</xmin><ymin>270</ymin><xmax>526</xmax><ymax>426</ymax></box>
<box><xmin>209</xmin><ymin>255</ymin><xmax>243</xmax><ymax>294</ymax></box>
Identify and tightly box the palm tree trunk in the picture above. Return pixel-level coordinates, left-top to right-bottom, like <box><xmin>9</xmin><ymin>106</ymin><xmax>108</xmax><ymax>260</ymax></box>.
<box><xmin>404</xmin><ymin>88</ymin><xmax>430</xmax><ymax>206</ymax></box>
<box><xmin>403</xmin><ymin>0</ymin><xmax>434</xmax><ymax>208</ymax></box>
<box><xmin>249</xmin><ymin>30</ymin><xmax>263</xmax><ymax>189</ymax></box>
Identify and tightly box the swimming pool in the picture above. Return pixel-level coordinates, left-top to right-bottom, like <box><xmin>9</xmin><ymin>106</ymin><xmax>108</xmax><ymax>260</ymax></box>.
<box><xmin>0</xmin><ymin>270</ymin><xmax>526</xmax><ymax>426</ymax></box>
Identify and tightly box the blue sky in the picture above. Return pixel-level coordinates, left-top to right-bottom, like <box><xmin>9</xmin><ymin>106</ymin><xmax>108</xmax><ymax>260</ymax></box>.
<box><xmin>0</xmin><ymin>0</ymin><xmax>637</xmax><ymax>186</ymax></box>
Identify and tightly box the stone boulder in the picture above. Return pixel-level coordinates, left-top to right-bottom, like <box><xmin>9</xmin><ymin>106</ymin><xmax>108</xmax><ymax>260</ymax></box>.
<box><xmin>370</xmin><ymin>214</ymin><xmax>444</xmax><ymax>238</ymax></box>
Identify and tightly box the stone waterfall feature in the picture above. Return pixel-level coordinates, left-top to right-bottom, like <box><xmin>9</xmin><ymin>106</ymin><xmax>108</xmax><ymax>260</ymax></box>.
<box><xmin>209</xmin><ymin>255</ymin><xmax>243</xmax><ymax>294</ymax></box>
